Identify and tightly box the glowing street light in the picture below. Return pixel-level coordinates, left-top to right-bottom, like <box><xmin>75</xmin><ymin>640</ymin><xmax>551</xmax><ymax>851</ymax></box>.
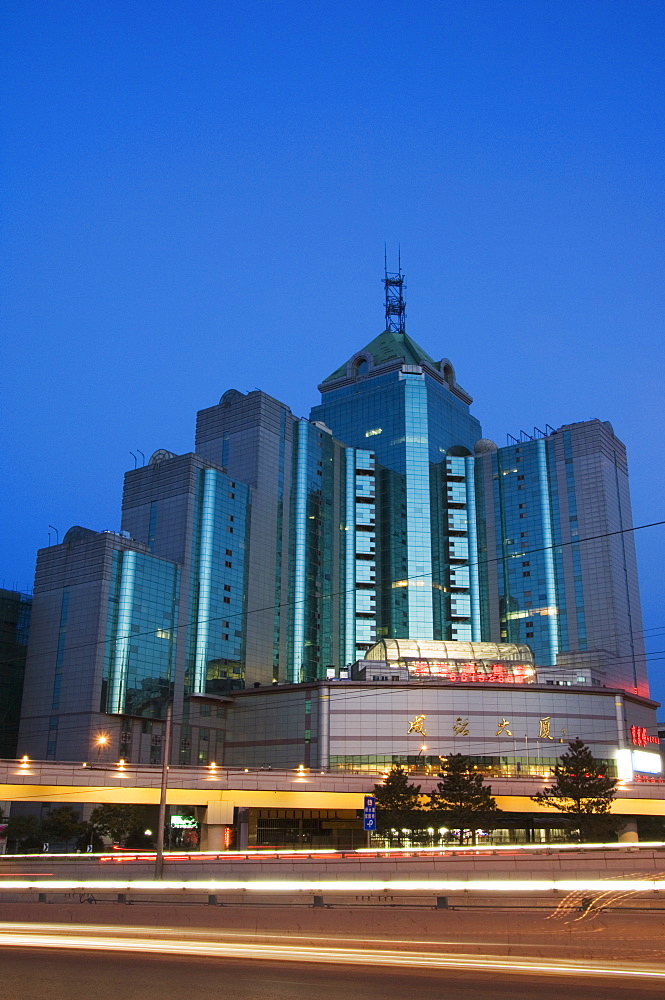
<box><xmin>94</xmin><ymin>734</ymin><xmax>109</xmax><ymax>760</ymax></box>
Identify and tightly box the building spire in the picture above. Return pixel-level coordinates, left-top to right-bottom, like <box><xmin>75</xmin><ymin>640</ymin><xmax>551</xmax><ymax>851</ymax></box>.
<box><xmin>383</xmin><ymin>246</ymin><xmax>406</xmax><ymax>334</ymax></box>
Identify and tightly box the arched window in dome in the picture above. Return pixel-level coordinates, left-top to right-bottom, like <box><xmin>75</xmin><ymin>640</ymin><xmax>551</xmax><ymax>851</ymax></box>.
<box><xmin>354</xmin><ymin>357</ymin><xmax>369</xmax><ymax>377</ymax></box>
<box><xmin>442</xmin><ymin>362</ymin><xmax>455</xmax><ymax>387</ymax></box>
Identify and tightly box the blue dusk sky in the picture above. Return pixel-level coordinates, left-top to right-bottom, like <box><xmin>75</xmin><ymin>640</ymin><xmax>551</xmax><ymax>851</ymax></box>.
<box><xmin>2</xmin><ymin>2</ymin><xmax>664</xmax><ymax>703</ymax></box>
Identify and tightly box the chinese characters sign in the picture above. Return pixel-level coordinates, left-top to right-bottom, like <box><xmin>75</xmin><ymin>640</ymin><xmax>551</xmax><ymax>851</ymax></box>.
<box><xmin>453</xmin><ymin>716</ymin><xmax>469</xmax><ymax>736</ymax></box>
<box><xmin>538</xmin><ymin>717</ymin><xmax>553</xmax><ymax>740</ymax></box>
<box><xmin>631</xmin><ymin>726</ymin><xmax>660</xmax><ymax>748</ymax></box>
<box><xmin>407</xmin><ymin>715</ymin><xmax>427</xmax><ymax>737</ymax></box>
<box><xmin>406</xmin><ymin>714</ymin><xmax>574</xmax><ymax>744</ymax></box>
<box><xmin>363</xmin><ymin>795</ymin><xmax>377</xmax><ymax>831</ymax></box>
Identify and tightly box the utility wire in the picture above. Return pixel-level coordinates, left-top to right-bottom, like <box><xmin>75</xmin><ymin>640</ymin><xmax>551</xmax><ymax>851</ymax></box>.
<box><xmin>7</xmin><ymin>517</ymin><xmax>665</xmax><ymax>670</ymax></box>
<box><xmin>11</xmin><ymin>653</ymin><xmax>665</xmax><ymax>761</ymax></box>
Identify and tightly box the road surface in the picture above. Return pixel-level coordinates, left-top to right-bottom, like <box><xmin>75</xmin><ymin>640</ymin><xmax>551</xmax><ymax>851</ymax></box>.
<box><xmin>1</xmin><ymin>927</ymin><xmax>664</xmax><ymax>1000</ymax></box>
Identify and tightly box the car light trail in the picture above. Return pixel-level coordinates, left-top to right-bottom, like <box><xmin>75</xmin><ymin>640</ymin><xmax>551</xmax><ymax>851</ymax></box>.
<box><xmin>0</xmin><ymin>925</ymin><xmax>664</xmax><ymax>979</ymax></box>
<box><xmin>0</xmin><ymin>922</ymin><xmax>598</xmax><ymax>951</ymax></box>
<box><xmin>3</xmin><ymin>841</ymin><xmax>664</xmax><ymax>862</ymax></box>
<box><xmin>0</xmin><ymin>878</ymin><xmax>664</xmax><ymax>892</ymax></box>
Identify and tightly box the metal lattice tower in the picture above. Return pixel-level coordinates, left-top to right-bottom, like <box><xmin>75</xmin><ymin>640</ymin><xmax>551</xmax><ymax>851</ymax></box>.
<box><xmin>383</xmin><ymin>249</ymin><xmax>406</xmax><ymax>334</ymax></box>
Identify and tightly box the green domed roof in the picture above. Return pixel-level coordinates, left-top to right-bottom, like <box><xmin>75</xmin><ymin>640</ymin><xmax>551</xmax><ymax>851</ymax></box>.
<box><xmin>322</xmin><ymin>329</ymin><xmax>437</xmax><ymax>383</ymax></box>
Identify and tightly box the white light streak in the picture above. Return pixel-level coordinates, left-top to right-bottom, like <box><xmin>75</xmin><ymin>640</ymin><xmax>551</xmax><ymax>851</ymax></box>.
<box><xmin>0</xmin><ymin>925</ymin><xmax>663</xmax><ymax>979</ymax></box>
<box><xmin>1</xmin><ymin>878</ymin><xmax>665</xmax><ymax>893</ymax></box>
<box><xmin>2</xmin><ymin>841</ymin><xmax>665</xmax><ymax>862</ymax></box>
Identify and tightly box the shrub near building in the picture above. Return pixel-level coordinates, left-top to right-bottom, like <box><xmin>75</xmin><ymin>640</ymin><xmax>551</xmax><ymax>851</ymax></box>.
<box><xmin>373</xmin><ymin>759</ymin><xmax>500</xmax><ymax>846</ymax></box>
<box><xmin>428</xmin><ymin>755</ymin><xmax>499</xmax><ymax>845</ymax></box>
<box><xmin>531</xmin><ymin>738</ymin><xmax>619</xmax><ymax>842</ymax></box>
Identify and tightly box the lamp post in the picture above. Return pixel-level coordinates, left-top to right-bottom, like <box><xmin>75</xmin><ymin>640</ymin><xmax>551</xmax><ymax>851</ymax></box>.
<box><xmin>417</xmin><ymin>744</ymin><xmax>428</xmax><ymax>776</ymax></box>
<box><xmin>154</xmin><ymin>702</ymin><xmax>173</xmax><ymax>880</ymax></box>
<box><xmin>94</xmin><ymin>734</ymin><xmax>109</xmax><ymax>760</ymax></box>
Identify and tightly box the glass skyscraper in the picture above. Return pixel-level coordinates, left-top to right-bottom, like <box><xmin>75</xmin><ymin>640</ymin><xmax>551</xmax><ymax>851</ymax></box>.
<box><xmin>195</xmin><ymin>389</ymin><xmax>380</xmax><ymax>678</ymax></box>
<box><xmin>17</xmin><ymin>271</ymin><xmax>649</xmax><ymax>765</ymax></box>
<box><xmin>474</xmin><ymin>421</ymin><xmax>647</xmax><ymax>696</ymax></box>
<box><xmin>311</xmin><ymin>329</ymin><xmax>482</xmax><ymax>643</ymax></box>
<box><xmin>19</xmin><ymin>528</ymin><xmax>188</xmax><ymax>762</ymax></box>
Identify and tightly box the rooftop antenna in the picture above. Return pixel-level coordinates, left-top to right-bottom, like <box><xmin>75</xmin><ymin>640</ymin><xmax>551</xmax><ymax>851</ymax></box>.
<box><xmin>383</xmin><ymin>244</ymin><xmax>406</xmax><ymax>334</ymax></box>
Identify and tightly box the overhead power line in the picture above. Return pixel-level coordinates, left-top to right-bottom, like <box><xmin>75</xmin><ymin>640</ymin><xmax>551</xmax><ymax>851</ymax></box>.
<box><xmin>9</xmin><ymin>517</ymin><xmax>665</xmax><ymax>670</ymax></box>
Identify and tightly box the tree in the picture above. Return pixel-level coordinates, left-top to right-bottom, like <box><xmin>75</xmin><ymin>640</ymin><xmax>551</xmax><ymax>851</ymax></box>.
<box><xmin>373</xmin><ymin>766</ymin><xmax>425</xmax><ymax>844</ymax></box>
<box><xmin>89</xmin><ymin>804</ymin><xmax>146</xmax><ymax>846</ymax></box>
<box><xmin>76</xmin><ymin>822</ymin><xmax>105</xmax><ymax>853</ymax></box>
<box><xmin>428</xmin><ymin>754</ymin><xmax>499</xmax><ymax>845</ymax></box>
<box><xmin>5</xmin><ymin>815</ymin><xmax>41</xmax><ymax>852</ymax></box>
<box><xmin>41</xmin><ymin>806</ymin><xmax>85</xmax><ymax>848</ymax></box>
<box><xmin>531</xmin><ymin>738</ymin><xmax>618</xmax><ymax>842</ymax></box>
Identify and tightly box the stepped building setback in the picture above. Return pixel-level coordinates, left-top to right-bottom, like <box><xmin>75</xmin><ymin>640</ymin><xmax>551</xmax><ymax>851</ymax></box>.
<box><xmin>17</xmin><ymin>266</ymin><xmax>657</xmax><ymax>809</ymax></box>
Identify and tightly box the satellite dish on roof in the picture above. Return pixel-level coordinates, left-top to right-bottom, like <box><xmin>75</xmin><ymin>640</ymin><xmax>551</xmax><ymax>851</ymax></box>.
<box><xmin>220</xmin><ymin>389</ymin><xmax>245</xmax><ymax>406</ymax></box>
<box><xmin>63</xmin><ymin>526</ymin><xmax>98</xmax><ymax>545</ymax></box>
<box><xmin>149</xmin><ymin>449</ymin><xmax>177</xmax><ymax>465</ymax></box>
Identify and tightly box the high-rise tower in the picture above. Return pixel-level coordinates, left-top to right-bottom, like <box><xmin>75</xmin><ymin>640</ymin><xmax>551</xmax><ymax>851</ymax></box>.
<box><xmin>474</xmin><ymin>420</ymin><xmax>648</xmax><ymax>696</ymax></box>
<box><xmin>310</xmin><ymin>264</ymin><xmax>482</xmax><ymax>642</ymax></box>
<box><xmin>195</xmin><ymin>389</ymin><xmax>374</xmax><ymax>679</ymax></box>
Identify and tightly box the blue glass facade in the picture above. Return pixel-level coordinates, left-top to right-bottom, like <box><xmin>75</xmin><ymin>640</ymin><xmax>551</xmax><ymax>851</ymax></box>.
<box><xmin>195</xmin><ymin>392</ymin><xmax>295</xmax><ymax>688</ymax></box>
<box><xmin>476</xmin><ymin>438</ymin><xmax>565</xmax><ymax>666</ymax></box>
<box><xmin>196</xmin><ymin>391</ymin><xmax>379</xmax><ymax>683</ymax></box>
<box><xmin>186</xmin><ymin>467</ymin><xmax>249</xmax><ymax>695</ymax></box>
<box><xmin>288</xmin><ymin>422</ymin><xmax>373</xmax><ymax>680</ymax></box>
<box><xmin>429</xmin><ymin>455</ymin><xmax>481</xmax><ymax>641</ymax></box>
<box><xmin>51</xmin><ymin>587</ymin><xmax>69</xmax><ymax>714</ymax></box>
<box><xmin>311</xmin><ymin>339</ymin><xmax>481</xmax><ymax>643</ymax></box>
<box><xmin>102</xmin><ymin>549</ymin><xmax>180</xmax><ymax>718</ymax></box>
<box><xmin>474</xmin><ymin>421</ymin><xmax>647</xmax><ymax>694</ymax></box>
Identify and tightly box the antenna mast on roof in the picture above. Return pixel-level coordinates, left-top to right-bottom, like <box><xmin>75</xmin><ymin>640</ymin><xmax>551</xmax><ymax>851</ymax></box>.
<box><xmin>383</xmin><ymin>245</ymin><xmax>406</xmax><ymax>334</ymax></box>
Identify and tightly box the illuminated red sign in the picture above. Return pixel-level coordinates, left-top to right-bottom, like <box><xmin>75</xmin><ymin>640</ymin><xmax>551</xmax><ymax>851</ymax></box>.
<box><xmin>630</xmin><ymin>725</ymin><xmax>660</xmax><ymax>748</ymax></box>
<box><xmin>405</xmin><ymin>660</ymin><xmax>533</xmax><ymax>684</ymax></box>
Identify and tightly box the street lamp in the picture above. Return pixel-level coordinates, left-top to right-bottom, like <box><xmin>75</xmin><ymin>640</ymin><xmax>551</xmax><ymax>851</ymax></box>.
<box><xmin>154</xmin><ymin>702</ymin><xmax>173</xmax><ymax>880</ymax></box>
<box><xmin>94</xmin><ymin>734</ymin><xmax>109</xmax><ymax>760</ymax></box>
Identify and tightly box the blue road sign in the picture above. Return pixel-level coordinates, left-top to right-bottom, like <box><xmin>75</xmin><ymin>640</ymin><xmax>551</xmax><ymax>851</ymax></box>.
<box><xmin>363</xmin><ymin>794</ymin><xmax>377</xmax><ymax>831</ymax></box>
